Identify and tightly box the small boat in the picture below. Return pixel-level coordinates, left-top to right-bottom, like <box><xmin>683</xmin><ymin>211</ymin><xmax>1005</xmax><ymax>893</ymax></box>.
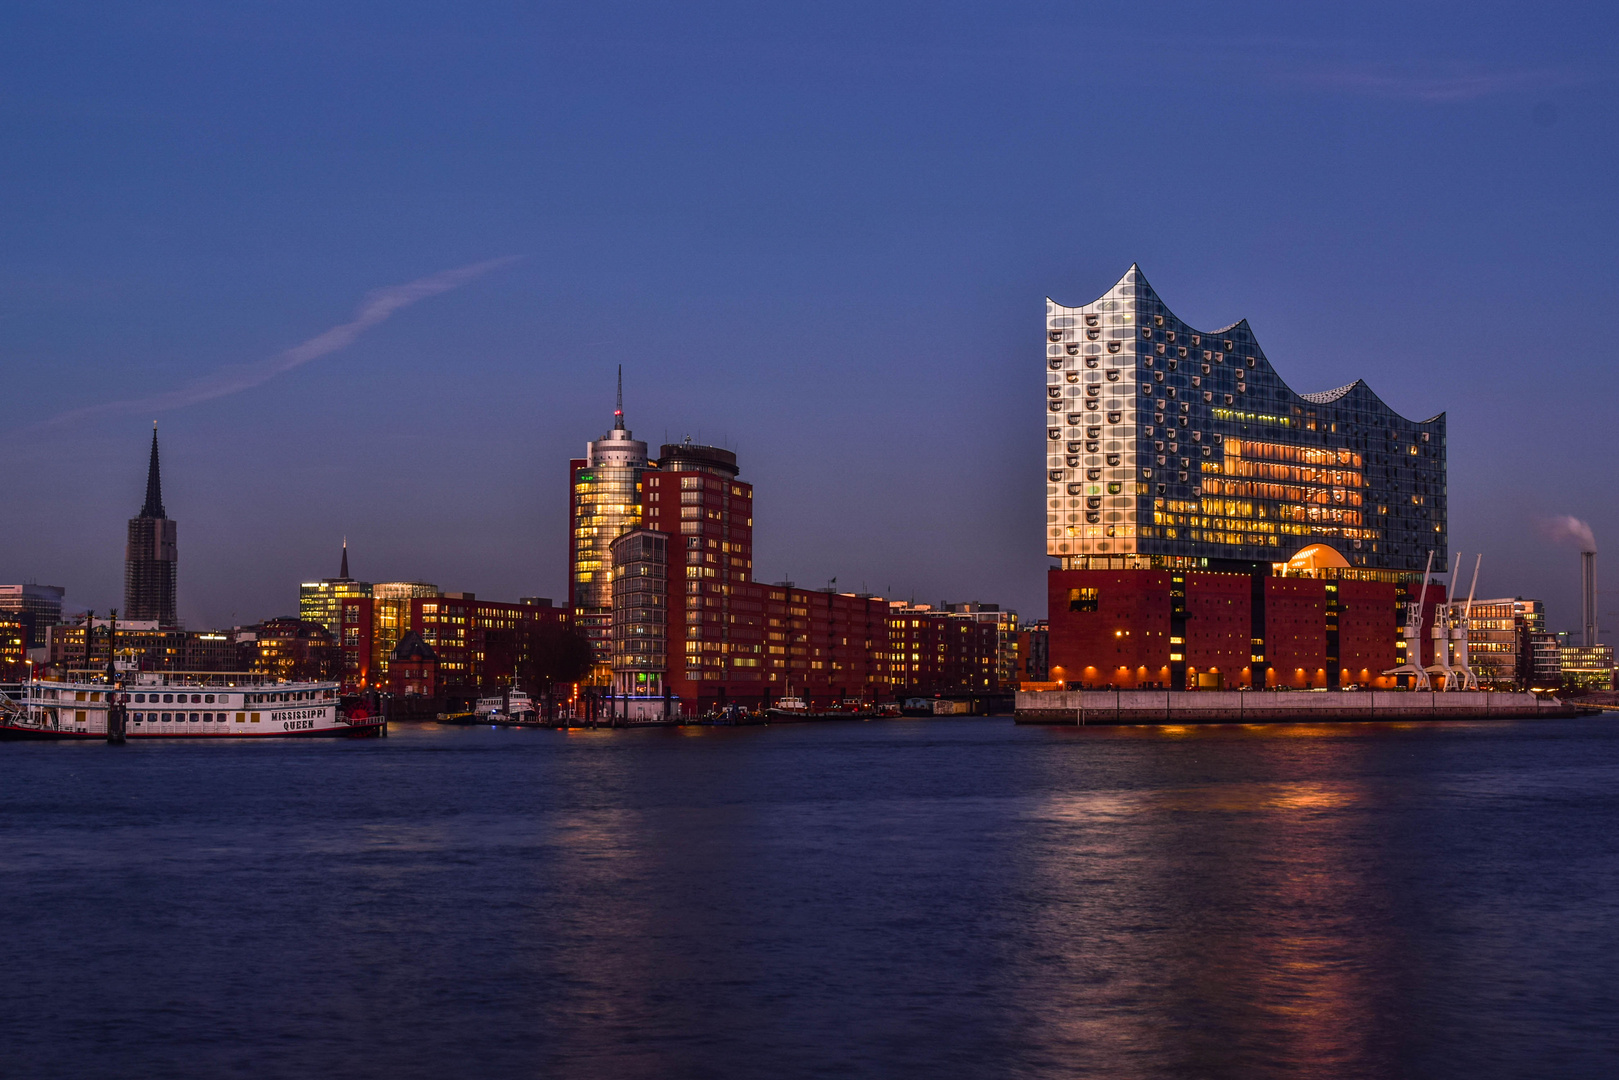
<box><xmin>474</xmin><ymin>689</ymin><xmax>539</xmax><ymax>725</ymax></box>
<box><xmin>765</xmin><ymin>692</ymin><xmax>877</xmax><ymax>722</ymax></box>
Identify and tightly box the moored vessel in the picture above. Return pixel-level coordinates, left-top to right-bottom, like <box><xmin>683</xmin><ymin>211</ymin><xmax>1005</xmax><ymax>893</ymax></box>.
<box><xmin>0</xmin><ymin>672</ymin><xmax>384</xmax><ymax>740</ymax></box>
<box><xmin>765</xmin><ymin>693</ymin><xmax>877</xmax><ymax>722</ymax></box>
<box><xmin>474</xmin><ymin>689</ymin><xmax>538</xmax><ymax>725</ymax></box>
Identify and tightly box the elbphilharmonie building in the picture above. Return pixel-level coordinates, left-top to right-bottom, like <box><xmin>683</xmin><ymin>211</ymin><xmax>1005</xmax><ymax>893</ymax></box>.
<box><xmin>1046</xmin><ymin>265</ymin><xmax>1446</xmax><ymax>574</ymax></box>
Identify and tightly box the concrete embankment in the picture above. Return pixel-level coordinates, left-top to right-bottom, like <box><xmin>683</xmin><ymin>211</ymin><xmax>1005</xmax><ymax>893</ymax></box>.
<box><xmin>1015</xmin><ymin>689</ymin><xmax>1586</xmax><ymax>725</ymax></box>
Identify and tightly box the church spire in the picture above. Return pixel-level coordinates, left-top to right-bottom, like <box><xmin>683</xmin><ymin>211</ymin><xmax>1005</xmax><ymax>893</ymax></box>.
<box><xmin>340</xmin><ymin>537</ymin><xmax>349</xmax><ymax>579</ymax></box>
<box><xmin>140</xmin><ymin>422</ymin><xmax>166</xmax><ymax>519</ymax></box>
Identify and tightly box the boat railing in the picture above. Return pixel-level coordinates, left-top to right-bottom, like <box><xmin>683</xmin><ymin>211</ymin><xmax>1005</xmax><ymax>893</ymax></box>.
<box><xmin>49</xmin><ymin>670</ymin><xmax>335</xmax><ymax>688</ymax></box>
<box><xmin>0</xmin><ymin>686</ymin><xmax>54</xmax><ymax>730</ymax></box>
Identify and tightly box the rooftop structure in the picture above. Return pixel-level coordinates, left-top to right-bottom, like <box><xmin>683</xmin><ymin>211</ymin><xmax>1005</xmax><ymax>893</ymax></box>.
<box><xmin>1046</xmin><ymin>266</ymin><xmax>1446</xmax><ymax>574</ymax></box>
<box><xmin>125</xmin><ymin>425</ymin><xmax>179</xmax><ymax>626</ymax></box>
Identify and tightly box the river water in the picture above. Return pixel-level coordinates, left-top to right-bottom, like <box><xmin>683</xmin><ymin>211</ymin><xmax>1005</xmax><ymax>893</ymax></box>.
<box><xmin>2</xmin><ymin>717</ymin><xmax>1616</xmax><ymax>1079</ymax></box>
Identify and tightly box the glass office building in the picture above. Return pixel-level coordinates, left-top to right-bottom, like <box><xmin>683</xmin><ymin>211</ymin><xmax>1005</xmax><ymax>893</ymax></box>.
<box><xmin>1046</xmin><ymin>266</ymin><xmax>1447</xmax><ymax>573</ymax></box>
<box><xmin>569</xmin><ymin>397</ymin><xmax>650</xmax><ymax>681</ymax></box>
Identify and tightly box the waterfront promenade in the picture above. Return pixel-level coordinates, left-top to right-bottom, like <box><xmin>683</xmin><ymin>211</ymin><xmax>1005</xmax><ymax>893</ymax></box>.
<box><xmin>1017</xmin><ymin>689</ymin><xmax>1583</xmax><ymax>724</ymax></box>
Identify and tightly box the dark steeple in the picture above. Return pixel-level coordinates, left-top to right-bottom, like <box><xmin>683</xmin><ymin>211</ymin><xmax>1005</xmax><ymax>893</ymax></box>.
<box><xmin>126</xmin><ymin>422</ymin><xmax>178</xmax><ymax>626</ymax></box>
<box><xmin>140</xmin><ymin>423</ymin><xmax>166</xmax><ymax>519</ymax></box>
<box><xmin>340</xmin><ymin>537</ymin><xmax>350</xmax><ymax>580</ymax></box>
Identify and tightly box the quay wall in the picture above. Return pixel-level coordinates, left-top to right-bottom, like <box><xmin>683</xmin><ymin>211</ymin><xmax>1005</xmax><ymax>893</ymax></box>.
<box><xmin>1015</xmin><ymin>689</ymin><xmax>1583</xmax><ymax>725</ymax></box>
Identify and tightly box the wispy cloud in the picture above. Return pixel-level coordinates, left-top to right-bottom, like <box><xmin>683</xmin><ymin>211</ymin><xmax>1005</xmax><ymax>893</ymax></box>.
<box><xmin>25</xmin><ymin>255</ymin><xmax>522</xmax><ymax>433</ymax></box>
<box><xmin>1278</xmin><ymin>60</ymin><xmax>1594</xmax><ymax>104</ymax></box>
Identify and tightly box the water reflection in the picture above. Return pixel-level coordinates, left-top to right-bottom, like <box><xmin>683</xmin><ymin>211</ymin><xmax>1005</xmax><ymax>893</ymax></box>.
<box><xmin>1018</xmin><ymin>724</ymin><xmax>1418</xmax><ymax>1076</ymax></box>
<box><xmin>3</xmin><ymin>719</ymin><xmax>1615</xmax><ymax>1078</ymax></box>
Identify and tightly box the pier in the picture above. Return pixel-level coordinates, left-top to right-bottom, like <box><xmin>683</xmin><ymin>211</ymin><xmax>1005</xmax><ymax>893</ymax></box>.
<box><xmin>1015</xmin><ymin>689</ymin><xmax>1586</xmax><ymax>725</ymax></box>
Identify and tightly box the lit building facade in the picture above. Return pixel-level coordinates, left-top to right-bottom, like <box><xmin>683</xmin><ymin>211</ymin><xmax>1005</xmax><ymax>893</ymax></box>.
<box><xmin>569</xmin><ymin>390</ymin><xmax>650</xmax><ymax>682</ymax></box>
<box><xmin>886</xmin><ymin>603</ymin><xmax>1006</xmax><ymax>697</ymax></box>
<box><xmin>0</xmin><ymin>615</ymin><xmax>25</xmax><ymax>678</ymax></box>
<box><xmin>0</xmin><ymin>584</ymin><xmax>65</xmax><ymax>649</ymax></box>
<box><xmin>1046</xmin><ymin>266</ymin><xmax>1445</xmax><ymax>569</ymax></box>
<box><xmin>46</xmin><ymin>619</ymin><xmax>239</xmax><ymax>674</ymax></box>
<box><xmin>638</xmin><ymin>442</ymin><xmax>760</xmax><ymax>703</ymax></box>
<box><xmin>609</xmin><ymin>529</ymin><xmax>669</xmax><ymax>697</ymax></box>
<box><xmin>299</xmin><ymin>542</ymin><xmax>371</xmax><ymax>638</ymax></box>
<box><xmin>1560</xmin><ymin>645</ymin><xmax>1614</xmax><ymax>691</ymax></box>
<box><xmin>1045</xmin><ymin>268</ymin><xmax>1449</xmax><ymax>690</ymax></box>
<box><xmin>1467</xmin><ymin>598</ymin><xmax>1545</xmax><ymax>688</ymax></box>
<box><xmin>369</xmin><ymin>581</ymin><xmax>439</xmax><ymax>687</ymax></box>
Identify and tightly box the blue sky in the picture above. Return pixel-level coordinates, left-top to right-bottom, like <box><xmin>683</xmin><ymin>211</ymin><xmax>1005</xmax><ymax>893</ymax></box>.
<box><xmin>2</xmin><ymin>1</ymin><xmax>1615</xmax><ymax>631</ymax></box>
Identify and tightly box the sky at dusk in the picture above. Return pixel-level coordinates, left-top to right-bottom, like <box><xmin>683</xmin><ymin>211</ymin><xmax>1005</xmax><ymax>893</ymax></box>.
<box><xmin>2</xmin><ymin>1</ymin><xmax>1616</xmax><ymax>632</ymax></box>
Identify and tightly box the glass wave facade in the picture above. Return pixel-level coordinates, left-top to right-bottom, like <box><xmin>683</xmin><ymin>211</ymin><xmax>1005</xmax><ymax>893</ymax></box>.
<box><xmin>1046</xmin><ymin>265</ymin><xmax>1446</xmax><ymax>572</ymax></box>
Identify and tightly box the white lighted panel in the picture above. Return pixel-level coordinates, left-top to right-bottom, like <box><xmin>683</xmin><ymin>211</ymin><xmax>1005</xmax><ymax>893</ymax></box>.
<box><xmin>1045</xmin><ymin>270</ymin><xmax>1142</xmax><ymax>557</ymax></box>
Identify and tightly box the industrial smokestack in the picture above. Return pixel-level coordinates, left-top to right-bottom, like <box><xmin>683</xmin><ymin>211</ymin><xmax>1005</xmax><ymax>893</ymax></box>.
<box><xmin>1582</xmin><ymin>550</ymin><xmax>1598</xmax><ymax>647</ymax></box>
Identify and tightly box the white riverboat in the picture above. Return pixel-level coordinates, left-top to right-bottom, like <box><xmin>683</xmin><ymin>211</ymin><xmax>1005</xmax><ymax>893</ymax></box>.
<box><xmin>473</xmin><ymin>690</ymin><xmax>538</xmax><ymax>724</ymax></box>
<box><xmin>0</xmin><ymin>672</ymin><xmax>385</xmax><ymax>740</ymax></box>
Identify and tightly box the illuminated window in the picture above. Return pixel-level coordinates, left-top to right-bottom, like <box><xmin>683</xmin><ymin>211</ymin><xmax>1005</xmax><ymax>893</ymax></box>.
<box><xmin>1069</xmin><ymin>589</ymin><xmax>1099</xmax><ymax>613</ymax></box>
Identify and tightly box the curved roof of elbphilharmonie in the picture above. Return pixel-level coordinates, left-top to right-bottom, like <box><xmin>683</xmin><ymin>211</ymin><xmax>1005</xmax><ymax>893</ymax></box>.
<box><xmin>1051</xmin><ymin>264</ymin><xmax>1444</xmax><ymax>428</ymax></box>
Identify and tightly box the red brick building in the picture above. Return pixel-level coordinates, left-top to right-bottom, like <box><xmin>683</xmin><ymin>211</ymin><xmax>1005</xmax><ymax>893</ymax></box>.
<box><xmin>388</xmin><ymin>630</ymin><xmax>437</xmax><ymax>697</ymax></box>
<box><xmin>1047</xmin><ymin>545</ymin><xmax>1443</xmax><ymax>691</ymax></box>
<box><xmin>595</xmin><ymin>434</ymin><xmax>1009</xmax><ymax>713</ymax></box>
<box><xmin>886</xmin><ymin>604</ymin><xmax>1004</xmax><ymax>697</ymax></box>
<box><xmin>331</xmin><ymin>593</ymin><xmax>567</xmax><ymax>694</ymax></box>
<box><xmin>615</xmin><ymin>472</ymin><xmax>895</xmax><ymax>710</ymax></box>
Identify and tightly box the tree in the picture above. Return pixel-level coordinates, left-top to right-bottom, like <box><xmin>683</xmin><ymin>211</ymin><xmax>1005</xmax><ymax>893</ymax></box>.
<box><xmin>514</xmin><ymin>622</ymin><xmax>594</xmax><ymax>718</ymax></box>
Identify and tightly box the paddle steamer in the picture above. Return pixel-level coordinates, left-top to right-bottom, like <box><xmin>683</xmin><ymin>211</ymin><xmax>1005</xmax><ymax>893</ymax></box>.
<box><xmin>0</xmin><ymin>672</ymin><xmax>384</xmax><ymax>739</ymax></box>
